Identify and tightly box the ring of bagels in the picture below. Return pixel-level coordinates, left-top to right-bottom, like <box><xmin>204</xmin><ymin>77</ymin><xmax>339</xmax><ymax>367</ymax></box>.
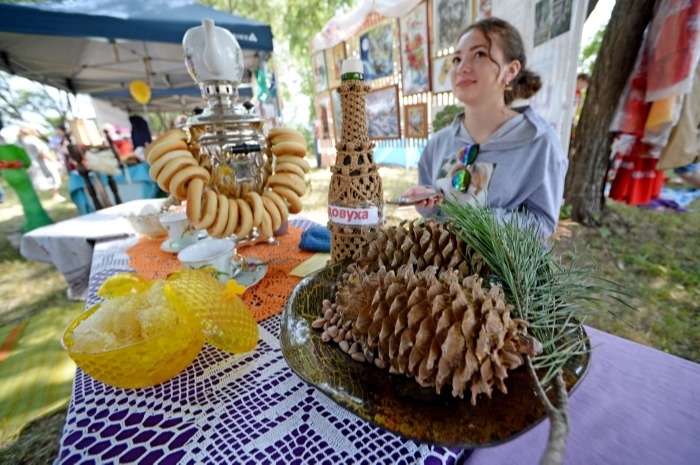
<box><xmin>147</xmin><ymin>127</ymin><xmax>309</xmax><ymax>239</ymax></box>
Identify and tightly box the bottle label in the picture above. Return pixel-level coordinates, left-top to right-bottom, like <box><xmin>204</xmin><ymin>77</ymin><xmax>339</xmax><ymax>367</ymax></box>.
<box><xmin>328</xmin><ymin>205</ymin><xmax>378</xmax><ymax>226</ymax></box>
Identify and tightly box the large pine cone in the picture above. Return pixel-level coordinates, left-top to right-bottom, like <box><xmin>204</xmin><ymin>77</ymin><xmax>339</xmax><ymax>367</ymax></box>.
<box><xmin>352</xmin><ymin>220</ymin><xmax>490</xmax><ymax>279</ymax></box>
<box><xmin>318</xmin><ymin>263</ymin><xmax>541</xmax><ymax>405</ymax></box>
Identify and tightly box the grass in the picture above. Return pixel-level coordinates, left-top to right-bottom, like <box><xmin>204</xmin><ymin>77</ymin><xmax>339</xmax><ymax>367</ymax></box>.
<box><xmin>0</xmin><ymin>165</ymin><xmax>698</xmax><ymax>463</ymax></box>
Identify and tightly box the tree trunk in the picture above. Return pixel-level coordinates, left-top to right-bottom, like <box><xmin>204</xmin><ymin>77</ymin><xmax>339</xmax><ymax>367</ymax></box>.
<box><xmin>564</xmin><ymin>0</ymin><xmax>655</xmax><ymax>225</ymax></box>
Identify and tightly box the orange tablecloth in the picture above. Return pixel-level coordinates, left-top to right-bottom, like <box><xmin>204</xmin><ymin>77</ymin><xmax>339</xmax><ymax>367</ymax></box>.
<box><xmin>126</xmin><ymin>225</ymin><xmax>315</xmax><ymax>322</ymax></box>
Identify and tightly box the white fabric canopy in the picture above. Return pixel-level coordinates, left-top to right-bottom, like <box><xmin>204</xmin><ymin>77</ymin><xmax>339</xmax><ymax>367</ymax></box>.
<box><xmin>312</xmin><ymin>0</ymin><xmax>423</xmax><ymax>51</ymax></box>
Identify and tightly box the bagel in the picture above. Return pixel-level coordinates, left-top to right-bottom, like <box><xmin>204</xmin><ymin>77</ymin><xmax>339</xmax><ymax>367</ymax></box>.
<box><xmin>260</xmin><ymin>209</ymin><xmax>274</xmax><ymax>238</ymax></box>
<box><xmin>186</xmin><ymin>178</ymin><xmax>205</xmax><ymax>225</ymax></box>
<box><xmin>148</xmin><ymin>149</ymin><xmax>194</xmax><ymax>180</ymax></box>
<box><xmin>270</xmin><ymin>132</ymin><xmax>305</xmax><ymax>146</ymax></box>
<box><xmin>271</xmin><ymin>141</ymin><xmax>306</xmax><ymax>158</ymax></box>
<box><xmin>267</xmin><ymin>127</ymin><xmax>302</xmax><ymax>139</ymax></box>
<box><xmin>234</xmin><ymin>198</ymin><xmax>254</xmax><ymax>239</ymax></box>
<box><xmin>169</xmin><ymin>165</ymin><xmax>210</xmax><ymax>199</ymax></box>
<box><xmin>261</xmin><ymin>195</ymin><xmax>282</xmax><ymax>232</ymax></box>
<box><xmin>275</xmin><ymin>155</ymin><xmax>310</xmax><ymax>173</ymax></box>
<box><xmin>195</xmin><ymin>190</ymin><xmax>218</xmax><ymax>230</ymax></box>
<box><xmin>207</xmin><ymin>194</ymin><xmax>230</xmax><ymax>237</ymax></box>
<box><xmin>262</xmin><ymin>190</ymin><xmax>289</xmax><ymax>223</ymax></box>
<box><xmin>146</xmin><ymin>139</ymin><xmax>188</xmax><ymax>165</ymax></box>
<box><xmin>144</xmin><ymin>128</ymin><xmax>187</xmax><ymax>159</ymax></box>
<box><xmin>272</xmin><ymin>185</ymin><xmax>303</xmax><ymax>214</ymax></box>
<box><xmin>244</xmin><ymin>191</ymin><xmax>264</xmax><ymax>227</ymax></box>
<box><xmin>267</xmin><ymin>173</ymin><xmax>307</xmax><ymax>196</ymax></box>
<box><xmin>221</xmin><ymin>197</ymin><xmax>239</xmax><ymax>238</ymax></box>
<box><xmin>274</xmin><ymin>162</ymin><xmax>306</xmax><ymax>179</ymax></box>
<box><xmin>156</xmin><ymin>157</ymin><xmax>198</xmax><ymax>192</ymax></box>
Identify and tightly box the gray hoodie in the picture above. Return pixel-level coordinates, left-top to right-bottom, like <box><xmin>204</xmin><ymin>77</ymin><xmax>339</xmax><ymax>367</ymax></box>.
<box><xmin>417</xmin><ymin>106</ymin><xmax>568</xmax><ymax>239</ymax></box>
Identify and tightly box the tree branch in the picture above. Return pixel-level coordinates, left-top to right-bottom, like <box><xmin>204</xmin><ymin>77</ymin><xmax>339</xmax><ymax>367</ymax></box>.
<box><xmin>526</xmin><ymin>356</ymin><xmax>570</xmax><ymax>465</ymax></box>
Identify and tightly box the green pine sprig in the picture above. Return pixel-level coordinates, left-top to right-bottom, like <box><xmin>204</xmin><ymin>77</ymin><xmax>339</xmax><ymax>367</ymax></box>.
<box><xmin>440</xmin><ymin>199</ymin><xmax>631</xmax><ymax>385</ymax></box>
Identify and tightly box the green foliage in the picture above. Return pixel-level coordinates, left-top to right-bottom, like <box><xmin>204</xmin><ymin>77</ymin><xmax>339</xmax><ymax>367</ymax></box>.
<box><xmin>578</xmin><ymin>25</ymin><xmax>606</xmax><ymax>75</ymax></box>
<box><xmin>432</xmin><ymin>105</ymin><xmax>463</xmax><ymax>132</ymax></box>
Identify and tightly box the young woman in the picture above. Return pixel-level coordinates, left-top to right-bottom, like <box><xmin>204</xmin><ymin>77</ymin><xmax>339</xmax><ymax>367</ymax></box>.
<box><xmin>403</xmin><ymin>17</ymin><xmax>568</xmax><ymax>240</ymax></box>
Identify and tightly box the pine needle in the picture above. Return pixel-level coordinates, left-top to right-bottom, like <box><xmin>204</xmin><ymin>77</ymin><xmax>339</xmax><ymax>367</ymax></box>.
<box><xmin>441</xmin><ymin>199</ymin><xmax>629</xmax><ymax>385</ymax></box>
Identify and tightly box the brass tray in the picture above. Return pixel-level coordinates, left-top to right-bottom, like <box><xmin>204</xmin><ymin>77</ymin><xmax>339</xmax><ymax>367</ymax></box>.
<box><xmin>279</xmin><ymin>261</ymin><xmax>590</xmax><ymax>447</ymax></box>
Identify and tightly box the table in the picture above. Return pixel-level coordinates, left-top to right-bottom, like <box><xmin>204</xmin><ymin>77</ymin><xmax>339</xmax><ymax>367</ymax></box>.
<box><xmin>56</xmin><ymin>227</ymin><xmax>700</xmax><ymax>464</ymax></box>
<box><xmin>19</xmin><ymin>199</ymin><xmax>162</xmax><ymax>300</ymax></box>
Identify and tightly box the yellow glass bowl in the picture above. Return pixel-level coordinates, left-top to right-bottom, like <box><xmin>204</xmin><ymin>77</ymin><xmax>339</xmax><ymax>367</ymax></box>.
<box><xmin>62</xmin><ymin>303</ymin><xmax>205</xmax><ymax>389</ymax></box>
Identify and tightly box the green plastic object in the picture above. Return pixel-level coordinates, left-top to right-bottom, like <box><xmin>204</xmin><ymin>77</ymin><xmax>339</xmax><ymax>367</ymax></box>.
<box><xmin>0</xmin><ymin>144</ymin><xmax>53</xmax><ymax>233</ymax></box>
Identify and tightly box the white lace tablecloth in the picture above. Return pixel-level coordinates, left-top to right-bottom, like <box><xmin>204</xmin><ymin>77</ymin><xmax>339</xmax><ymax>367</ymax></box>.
<box><xmin>56</xmin><ymin>222</ymin><xmax>700</xmax><ymax>464</ymax></box>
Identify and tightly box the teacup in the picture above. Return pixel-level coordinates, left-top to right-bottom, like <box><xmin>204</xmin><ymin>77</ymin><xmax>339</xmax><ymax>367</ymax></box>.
<box><xmin>160</xmin><ymin>212</ymin><xmax>198</xmax><ymax>249</ymax></box>
<box><xmin>177</xmin><ymin>238</ymin><xmax>243</xmax><ymax>283</ymax></box>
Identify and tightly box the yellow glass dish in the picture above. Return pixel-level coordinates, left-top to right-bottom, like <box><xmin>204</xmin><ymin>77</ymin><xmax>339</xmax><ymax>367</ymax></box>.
<box><xmin>62</xmin><ymin>303</ymin><xmax>205</xmax><ymax>389</ymax></box>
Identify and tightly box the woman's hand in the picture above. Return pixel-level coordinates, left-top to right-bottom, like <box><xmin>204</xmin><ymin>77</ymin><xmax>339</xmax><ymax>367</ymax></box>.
<box><xmin>399</xmin><ymin>185</ymin><xmax>443</xmax><ymax>208</ymax></box>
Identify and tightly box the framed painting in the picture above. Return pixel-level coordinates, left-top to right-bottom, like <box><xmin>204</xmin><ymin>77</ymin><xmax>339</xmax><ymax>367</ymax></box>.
<box><xmin>359</xmin><ymin>21</ymin><xmax>395</xmax><ymax>82</ymax></box>
<box><xmin>404</xmin><ymin>103</ymin><xmax>428</xmax><ymax>138</ymax></box>
<box><xmin>399</xmin><ymin>1</ymin><xmax>430</xmax><ymax>96</ymax></box>
<box><xmin>311</xmin><ymin>51</ymin><xmax>328</xmax><ymax>93</ymax></box>
<box><xmin>316</xmin><ymin>92</ymin><xmax>332</xmax><ymax>139</ymax></box>
<box><xmin>432</xmin><ymin>0</ymin><xmax>472</xmax><ymax>54</ymax></box>
<box><xmin>365</xmin><ymin>86</ymin><xmax>400</xmax><ymax>140</ymax></box>
<box><xmin>432</xmin><ymin>55</ymin><xmax>453</xmax><ymax>93</ymax></box>
<box><xmin>326</xmin><ymin>42</ymin><xmax>346</xmax><ymax>89</ymax></box>
<box><xmin>330</xmin><ymin>88</ymin><xmax>343</xmax><ymax>141</ymax></box>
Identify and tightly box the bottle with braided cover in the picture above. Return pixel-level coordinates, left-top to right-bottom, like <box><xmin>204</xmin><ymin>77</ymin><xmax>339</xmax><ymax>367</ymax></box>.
<box><xmin>328</xmin><ymin>57</ymin><xmax>385</xmax><ymax>264</ymax></box>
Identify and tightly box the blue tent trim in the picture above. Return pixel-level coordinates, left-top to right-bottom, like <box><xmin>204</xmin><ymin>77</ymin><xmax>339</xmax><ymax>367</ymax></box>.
<box><xmin>0</xmin><ymin>0</ymin><xmax>273</xmax><ymax>51</ymax></box>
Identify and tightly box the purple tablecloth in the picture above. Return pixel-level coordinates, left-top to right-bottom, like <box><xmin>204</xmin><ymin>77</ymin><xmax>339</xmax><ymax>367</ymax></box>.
<box><xmin>468</xmin><ymin>327</ymin><xmax>700</xmax><ymax>464</ymax></box>
<box><xmin>56</xmin><ymin>228</ymin><xmax>700</xmax><ymax>464</ymax></box>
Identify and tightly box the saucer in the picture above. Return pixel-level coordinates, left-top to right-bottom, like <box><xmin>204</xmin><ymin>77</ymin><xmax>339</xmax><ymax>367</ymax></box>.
<box><xmin>160</xmin><ymin>239</ymin><xmax>193</xmax><ymax>254</ymax></box>
<box><xmin>232</xmin><ymin>258</ymin><xmax>267</xmax><ymax>289</ymax></box>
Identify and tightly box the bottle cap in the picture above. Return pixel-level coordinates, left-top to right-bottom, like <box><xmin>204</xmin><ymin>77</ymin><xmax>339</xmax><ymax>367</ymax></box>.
<box><xmin>341</xmin><ymin>57</ymin><xmax>363</xmax><ymax>75</ymax></box>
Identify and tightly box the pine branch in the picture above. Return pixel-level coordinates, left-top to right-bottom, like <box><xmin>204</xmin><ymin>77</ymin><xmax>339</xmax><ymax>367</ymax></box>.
<box><xmin>441</xmin><ymin>199</ymin><xmax>627</xmax><ymax>465</ymax></box>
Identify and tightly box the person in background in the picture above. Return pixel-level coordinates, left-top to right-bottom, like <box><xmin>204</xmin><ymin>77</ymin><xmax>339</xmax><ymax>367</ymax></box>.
<box><xmin>401</xmin><ymin>17</ymin><xmax>568</xmax><ymax>241</ymax></box>
<box><xmin>572</xmin><ymin>72</ymin><xmax>590</xmax><ymax>135</ymax></box>
<box><xmin>48</xmin><ymin>125</ymin><xmax>75</xmax><ymax>173</ymax></box>
<box><xmin>18</xmin><ymin>125</ymin><xmax>65</xmax><ymax>202</ymax></box>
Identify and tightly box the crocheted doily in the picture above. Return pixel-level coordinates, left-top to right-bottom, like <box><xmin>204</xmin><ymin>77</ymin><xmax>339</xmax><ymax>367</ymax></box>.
<box><xmin>126</xmin><ymin>225</ymin><xmax>314</xmax><ymax>322</ymax></box>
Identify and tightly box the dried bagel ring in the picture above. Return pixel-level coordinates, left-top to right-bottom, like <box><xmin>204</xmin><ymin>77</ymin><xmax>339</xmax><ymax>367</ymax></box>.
<box><xmin>270</xmin><ymin>132</ymin><xmax>305</xmax><ymax>146</ymax></box>
<box><xmin>221</xmin><ymin>197</ymin><xmax>239</xmax><ymax>238</ymax></box>
<box><xmin>169</xmin><ymin>165</ymin><xmax>210</xmax><ymax>200</ymax></box>
<box><xmin>270</xmin><ymin>141</ymin><xmax>306</xmax><ymax>158</ymax></box>
<box><xmin>207</xmin><ymin>193</ymin><xmax>230</xmax><ymax>237</ymax></box>
<box><xmin>267</xmin><ymin>127</ymin><xmax>301</xmax><ymax>138</ymax></box>
<box><xmin>186</xmin><ymin>178</ymin><xmax>205</xmax><ymax>225</ymax></box>
<box><xmin>195</xmin><ymin>190</ymin><xmax>218</xmax><ymax>230</ymax></box>
<box><xmin>244</xmin><ymin>191</ymin><xmax>264</xmax><ymax>228</ymax></box>
<box><xmin>274</xmin><ymin>162</ymin><xmax>306</xmax><ymax>179</ymax></box>
<box><xmin>148</xmin><ymin>149</ymin><xmax>193</xmax><ymax>180</ymax></box>
<box><xmin>156</xmin><ymin>157</ymin><xmax>198</xmax><ymax>192</ymax></box>
<box><xmin>272</xmin><ymin>185</ymin><xmax>302</xmax><ymax>214</ymax></box>
<box><xmin>260</xmin><ymin>209</ymin><xmax>274</xmax><ymax>239</ymax></box>
<box><xmin>267</xmin><ymin>173</ymin><xmax>306</xmax><ymax>196</ymax></box>
<box><xmin>262</xmin><ymin>190</ymin><xmax>289</xmax><ymax>223</ymax></box>
<box><xmin>144</xmin><ymin>128</ymin><xmax>187</xmax><ymax>160</ymax></box>
<box><xmin>275</xmin><ymin>155</ymin><xmax>310</xmax><ymax>173</ymax></box>
<box><xmin>261</xmin><ymin>195</ymin><xmax>282</xmax><ymax>231</ymax></box>
<box><xmin>234</xmin><ymin>198</ymin><xmax>254</xmax><ymax>239</ymax></box>
<box><xmin>146</xmin><ymin>139</ymin><xmax>188</xmax><ymax>165</ymax></box>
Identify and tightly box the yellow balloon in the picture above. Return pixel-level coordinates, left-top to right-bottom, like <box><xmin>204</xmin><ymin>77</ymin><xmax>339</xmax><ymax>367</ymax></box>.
<box><xmin>129</xmin><ymin>80</ymin><xmax>151</xmax><ymax>104</ymax></box>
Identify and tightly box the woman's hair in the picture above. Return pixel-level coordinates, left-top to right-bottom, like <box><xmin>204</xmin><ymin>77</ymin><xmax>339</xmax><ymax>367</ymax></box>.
<box><xmin>459</xmin><ymin>17</ymin><xmax>542</xmax><ymax>104</ymax></box>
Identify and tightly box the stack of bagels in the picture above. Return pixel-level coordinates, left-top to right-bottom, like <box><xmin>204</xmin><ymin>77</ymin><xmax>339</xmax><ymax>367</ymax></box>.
<box><xmin>144</xmin><ymin>126</ymin><xmax>309</xmax><ymax>239</ymax></box>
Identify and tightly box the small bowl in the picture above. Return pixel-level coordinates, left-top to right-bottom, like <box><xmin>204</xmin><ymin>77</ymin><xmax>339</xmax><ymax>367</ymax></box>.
<box><xmin>121</xmin><ymin>200</ymin><xmax>168</xmax><ymax>238</ymax></box>
<box><xmin>62</xmin><ymin>303</ymin><xmax>205</xmax><ymax>389</ymax></box>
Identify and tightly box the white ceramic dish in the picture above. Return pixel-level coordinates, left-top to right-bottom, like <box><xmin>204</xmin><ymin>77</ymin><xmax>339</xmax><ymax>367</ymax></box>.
<box><xmin>234</xmin><ymin>258</ymin><xmax>267</xmax><ymax>289</ymax></box>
